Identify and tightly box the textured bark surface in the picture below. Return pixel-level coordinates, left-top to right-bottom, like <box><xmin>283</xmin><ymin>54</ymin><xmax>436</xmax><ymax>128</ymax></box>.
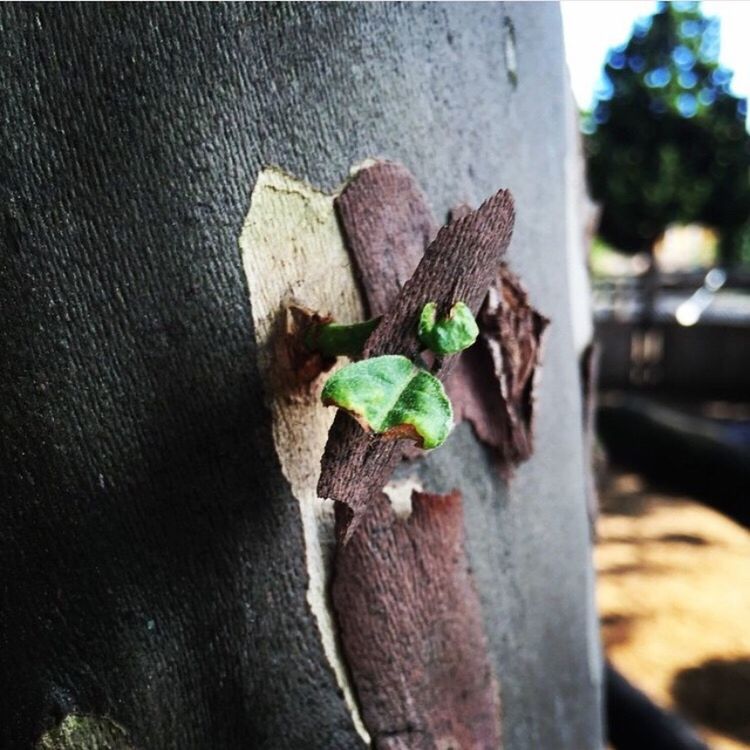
<box><xmin>332</xmin><ymin>491</ymin><xmax>500</xmax><ymax>750</ymax></box>
<box><xmin>1</xmin><ymin>3</ymin><xmax>601</xmax><ymax>748</ymax></box>
<box><xmin>35</xmin><ymin>714</ymin><xmax>134</xmax><ymax>750</ymax></box>
<box><xmin>449</xmin><ymin>265</ymin><xmax>549</xmax><ymax>475</ymax></box>
<box><xmin>319</xmin><ymin>190</ymin><xmax>515</xmax><ymax>538</ymax></box>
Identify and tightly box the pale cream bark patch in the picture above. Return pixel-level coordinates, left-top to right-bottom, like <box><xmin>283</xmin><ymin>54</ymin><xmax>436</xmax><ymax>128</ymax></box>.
<box><xmin>383</xmin><ymin>474</ymin><xmax>425</xmax><ymax>518</ymax></box>
<box><xmin>239</xmin><ymin>167</ymin><xmax>369</xmax><ymax>743</ymax></box>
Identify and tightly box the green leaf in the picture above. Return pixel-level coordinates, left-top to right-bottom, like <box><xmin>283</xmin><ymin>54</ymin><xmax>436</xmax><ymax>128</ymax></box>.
<box><xmin>418</xmin><ymin>301</ymin><xmax>479</xmax><ymax>355</ymax></box>
<box><xmin>321</xmin><ymin>355</ymin><xmax>453</xmax><ymax>449</ymax></box>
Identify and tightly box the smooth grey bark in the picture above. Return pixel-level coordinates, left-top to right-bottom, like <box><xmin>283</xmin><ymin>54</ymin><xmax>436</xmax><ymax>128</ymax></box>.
<box><xmin>0</xmin><ymin>3</ymin><xmax>601</xmax><ymax>748</ymax></box>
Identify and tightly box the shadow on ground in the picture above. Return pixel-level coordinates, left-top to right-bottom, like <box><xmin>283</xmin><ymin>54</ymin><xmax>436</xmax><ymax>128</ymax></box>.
<box><xmin>596</xmin><ymin>465</ymin><xmax>750</xmax><ymax>749</ymax></box>
<box><xmin>672</xmin><ymin>659</ymin><xmax>750</xmax><ymax>744</ymax></box>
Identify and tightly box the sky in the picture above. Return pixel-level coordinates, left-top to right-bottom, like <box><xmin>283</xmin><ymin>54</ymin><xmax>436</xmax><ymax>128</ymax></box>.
<box><xmin>560</xmin><ymin>0</ymin><xmax>750</xmax><ymax>120</ymax></box>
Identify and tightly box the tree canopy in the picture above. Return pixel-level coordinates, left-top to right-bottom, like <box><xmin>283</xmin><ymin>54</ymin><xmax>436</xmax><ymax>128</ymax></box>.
<box><xmin>584</xmin><ymin>1</ymin><xmax>750</xmax><ymax>263</ymax></box>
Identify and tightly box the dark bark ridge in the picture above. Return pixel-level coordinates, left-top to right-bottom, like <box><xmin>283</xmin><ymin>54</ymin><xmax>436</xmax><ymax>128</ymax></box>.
<box><xmin>318</xmin><ymin>174</ymin><xmax>515</xmax><ymax>540</ymax></box>
<box><xmin>332</xmin><ymin>491</ymin><xmax>501</xmax><ymax>750</ymax></box>
<box><xmin>580</xmin><ymin>342</ymin><xmax>600</xmax><ymax>537</ymax></box>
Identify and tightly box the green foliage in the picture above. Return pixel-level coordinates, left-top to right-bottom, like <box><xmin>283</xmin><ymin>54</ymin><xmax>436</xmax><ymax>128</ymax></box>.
<box><xmin>321</xmin><ymin>355</ymin><xmax>453</xmax><ymax>449</ymax></box>
<box><xmin>584</xmin><ymin>1</ymin><xmax>750</xmax><ymax>262</ymax></box>
<box><xmin>418</xmin><ymin>301</ymin><xmax>479</xmax><ymax>355</ymax></box>
<box><xmin>305</xmin><ymin>317</ymin><xmax>380</xmax><ymax>358</ymax></box>
<box><xmin>314</xmin><ymin>302</ymin><xmax>476</xmax><ymax>448</ymax></box>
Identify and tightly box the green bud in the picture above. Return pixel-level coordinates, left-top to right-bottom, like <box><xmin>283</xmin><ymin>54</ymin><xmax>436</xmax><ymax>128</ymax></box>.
<box><xmin>418</xmin><ymin>301</ymin><xmax>479</xmax><ymax>355</ymax></box>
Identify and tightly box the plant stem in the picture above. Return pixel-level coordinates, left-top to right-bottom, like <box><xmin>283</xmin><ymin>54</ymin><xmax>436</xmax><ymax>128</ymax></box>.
<box><xmin>305</xmin><ymin>317</ymin><xmax>380</xmax><ymax>358</ymax></box>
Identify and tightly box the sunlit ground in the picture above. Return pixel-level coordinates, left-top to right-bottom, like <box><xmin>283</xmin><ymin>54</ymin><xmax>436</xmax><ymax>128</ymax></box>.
<box><xmin>597</xmin><ymin>469</ymin><xmax>750</xmax><ymax>749</ymax></box>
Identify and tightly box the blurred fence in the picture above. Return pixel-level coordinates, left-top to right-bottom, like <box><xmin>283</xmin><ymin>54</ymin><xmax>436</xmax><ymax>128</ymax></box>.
<box><xmin>594</xmin><ymin>271</ymin><xmax>750</xmax><ymax>399</ymax></box>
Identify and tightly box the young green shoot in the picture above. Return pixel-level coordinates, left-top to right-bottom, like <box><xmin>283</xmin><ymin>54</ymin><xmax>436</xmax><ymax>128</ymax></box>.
<box><xmin>314</xmin><ymin>300</ymin><xmax>478</xmax><ymax>449</ymax></box>
<box><xmin>418</xmin><ymin>301</ymin><xmax>479</xmax><ymax>355</ymax></box>
<box><xmin>304</xmin><ymin>317</ymin><xmax>380</xmax><ymax>358</ymax></box>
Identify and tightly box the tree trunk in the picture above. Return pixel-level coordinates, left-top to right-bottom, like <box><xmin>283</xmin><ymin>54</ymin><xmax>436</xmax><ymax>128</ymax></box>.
<box><xmin>1</xmin><ymin>4</ymin><xmax>601</xmax><ymax>748</ymax></box>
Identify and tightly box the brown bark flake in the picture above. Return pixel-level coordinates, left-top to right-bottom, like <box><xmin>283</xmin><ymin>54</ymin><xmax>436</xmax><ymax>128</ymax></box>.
<box><xmin>335</xmin><ymin>161</ymin><xmax>438</xmax><ymax>317</ymax></box>
<box><xmin>283</xmin><ymin>303</ymin><xmax>337</xmax><ymax>388</ymax></box>
<box><xmin>448</xmin><ymin>264</ymin><xmax>549</xmax><ymax>476</ymax></box>
<box><xmin>332</xmin><ymin>490</ymin><xmax>501</xmax><ymax>750</ymax></box>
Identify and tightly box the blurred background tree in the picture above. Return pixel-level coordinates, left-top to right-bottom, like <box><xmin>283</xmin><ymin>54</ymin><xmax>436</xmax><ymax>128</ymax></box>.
<box><xmin>584</xmin><ymin>1</ymin><xmax>750</xmax><ymax>265</ymax></box>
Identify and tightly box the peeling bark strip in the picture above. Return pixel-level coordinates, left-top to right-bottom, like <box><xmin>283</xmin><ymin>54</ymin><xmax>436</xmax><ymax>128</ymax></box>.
<box><xmin>335</xmin><ymin>161</ymin><xmax>438</xmax><ymax>317</ymax></box>
<box><xmin>332</xmin><ymin>491</ymin><xmax>501</xmax><ymax>750</ymax></box>
<box><xmin>319</xmin><ymin>189</ymin><xmax>515</xmax><ymax>539</ymax></box>
<box><xmin>449</xmin><ymin>264</ymin><xmax>549</xmax><ymax>475</ymax></box>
